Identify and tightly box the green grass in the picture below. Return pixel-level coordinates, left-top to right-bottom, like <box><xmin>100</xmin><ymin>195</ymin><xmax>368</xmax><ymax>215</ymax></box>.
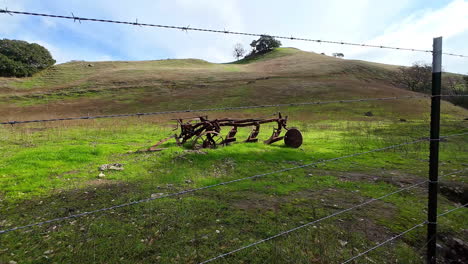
<box><xmin>231</xmin><ymin>47</ymin><xmax>301</xmax><ymax>64</ymax></box>
<box><xmin>0</xmin><ymin>106</ymin><xmax>466</xmax><ymax>263</ymax></box>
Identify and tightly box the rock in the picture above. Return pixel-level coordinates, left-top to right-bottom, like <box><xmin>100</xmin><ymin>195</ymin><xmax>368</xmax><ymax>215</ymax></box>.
<box><xmin>174</xmin><ymin>150</ymin><xmax>207</xmax><ymax>160</ymax></box>
<box><xmin>98</xmin><ymin>172</ymin><xmax>105</xmax><ymax>178</ymax></box>
<box><xmin>87</xmin><ymin>64</ymin><xmax>94</xmax><ymax>67</ymax></box>
<box><xmin>151</xmin><ymin>193</ymin><xmax>165</xmax><ymax>198</ymax></box>
<box><xmin>338</xmin><ymin>240</ymin><xmax>348</xmax><ymax>247</ymax></box>
<box><xmin>44</xmin><ymin>250</ymin><xmax>53</xmax><ymax>254</ymax></box>
<box><xmin>99</xmin><ymin>163</ymin><xmax>124</xmax><ymax>171</ymax></box>
<box><xmin>439</xmin><ymin>181</ymin><xmax>468</xmax><ymax>204</ymax></box>
<box><xmin>9</xmin><ymin>261</ymin><xmax>17</xmax><ymax>264</ymax></box>
<box><xmin>364</xmin><ymin>111</ymin><xmax>373</xmax><ymax>117</ymax></box>
<box><xmin>185</xmin><ymin>179</ymin><xmax>193</xmax><ymax>184</ymax></box>
<box><xmin>439</xmin><ymin>234</ymin><xmax>468</xmax><ymax>263</ymax></box>
<box><xmin>183</xmin><ymin>150</ymin><xmax>207</xmax><ymax>155</ymax></box>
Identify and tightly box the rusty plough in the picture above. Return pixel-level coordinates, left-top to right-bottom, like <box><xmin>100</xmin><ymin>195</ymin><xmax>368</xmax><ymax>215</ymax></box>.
<box><xmin>143</xmin><ymin>113</ymin><xmax>302</xmax><ymax>151</ymax></box>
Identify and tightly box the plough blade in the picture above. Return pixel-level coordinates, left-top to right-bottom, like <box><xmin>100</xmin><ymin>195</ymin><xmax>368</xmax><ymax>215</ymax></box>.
<box><xmin>245</xmin><ymin>124</ymin><xmax>260</xmax><ymax>143</ymax></box>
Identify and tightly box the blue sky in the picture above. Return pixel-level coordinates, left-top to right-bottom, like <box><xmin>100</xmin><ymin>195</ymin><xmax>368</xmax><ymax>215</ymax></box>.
<box><xmin>1</xmin><ymin>0</ymin><xmax>467</xmax><ymax>73</ymax></box>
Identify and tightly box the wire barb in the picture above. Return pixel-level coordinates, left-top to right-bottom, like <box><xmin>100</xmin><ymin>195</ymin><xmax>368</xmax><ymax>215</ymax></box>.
<box><xmin>71</xmin><ymin>12</ymin><xmax>80</xmax><ymax>23</ymax></box>
<box><xmin>134</xmin><ymin>18</ymin><xmax>141</xmax><ymax>26</ymax></box>
<box><xmin>0</xmin><ymin>7</ymin><xmax>12</xmax><ymax>15</ymax></box>
<box><xmin>182</xmin><ymin>24</ymin><xmax>190</xmax><ymax>33</ymax></box>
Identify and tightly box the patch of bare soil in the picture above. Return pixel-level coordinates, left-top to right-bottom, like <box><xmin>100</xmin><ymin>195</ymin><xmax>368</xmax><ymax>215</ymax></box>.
<box><xmin>231</xmin><ymin>192</ymin><xmax>286</xmax><ymax>212</ymax></box>
<box><xmin>338</xmin><ymin>216</ymin><xmax>392</xmax><ymax>242</ymax></box>
<box><xmin>310</xmin><ymin>169</ymin><xmax>425</xmax><ymax>187</ymax></box>
<box><xmin>438</xmin><ymin>230</ymin><xmax>468</xmax><ymax>264</ymax></box>
<box><xmin>439</xmin><ymin>181</ymin><xmax>468</xmax><ymax>204</ymax></box>
<box><xmin>231</xmin><ymin>187</ymin><xmax>397</xmax><ymax>243</ymax></box>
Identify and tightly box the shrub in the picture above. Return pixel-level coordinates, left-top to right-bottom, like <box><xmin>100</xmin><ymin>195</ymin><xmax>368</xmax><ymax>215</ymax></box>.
<box><xmin>249</xmin><ymin>35</ymin><xmax>281</xmax><ymax>55</ymax></box>
<box><xmin>0</xmin><ymin>39</ymin><xmax>55</xmax><ymax>77</ymax></box>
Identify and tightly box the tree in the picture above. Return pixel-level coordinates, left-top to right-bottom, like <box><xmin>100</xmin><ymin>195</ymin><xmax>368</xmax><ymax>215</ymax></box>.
<box><xmin>443</xmin><ymin>75</ymin><xmax>468</xmax><ymax>108</ymax></box>
<box><xmin>232</xmin><ymin>43</ymin><xmax>245</xmax><ymax>60</ymax></box>
<box><xmin>332</xmin><ymin>53</ymin><xmax>344</xmax><ymax>58</ymax></box>
<box><xmin>392</xmin><ymin>62</ymin><xmax>467</xmax><ymax>108</ymax></box>
<box><xmin>249</xmin><ymin>35</ymin><xmax>281</xmax><ymax>55</ymax></box>
<box><xmin>0</xmin><ymin>39</ymin><xmax>55</xmax><ymax>77</ymax></box>
<box><xmin>392</xmin><ymin>62</ymin><xmax>432</xmax><ymax>92</ymax></box>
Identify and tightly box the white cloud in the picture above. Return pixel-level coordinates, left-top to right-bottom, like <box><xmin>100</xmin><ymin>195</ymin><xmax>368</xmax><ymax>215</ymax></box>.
<box><xmin>346</xmin><ymin>0</ymin><xmax>468</xmax><ymax>73</ymax></box>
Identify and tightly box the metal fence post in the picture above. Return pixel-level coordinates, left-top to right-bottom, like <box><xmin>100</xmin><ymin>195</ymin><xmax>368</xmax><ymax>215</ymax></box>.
<box><xmin>427</xmin><ymin>36</ymin><xmax>442</xmax><ymax>264</ymax></box>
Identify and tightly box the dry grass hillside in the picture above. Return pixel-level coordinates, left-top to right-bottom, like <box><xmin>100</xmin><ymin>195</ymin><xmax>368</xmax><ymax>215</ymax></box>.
<box><xmin>3</xmin><ymin>47</ymin><xmax>463</xmax><ymax>121</ymax></box>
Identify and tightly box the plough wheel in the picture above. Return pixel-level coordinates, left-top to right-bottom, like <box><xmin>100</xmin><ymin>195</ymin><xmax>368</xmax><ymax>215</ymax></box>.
<box><xmin>192</xmin><ymin>131</ymin><xmax>224</xmax><ymax>149</ymax></box>
<box><xmin>284</xmin><ymin>128</ymin><xmax>303</xmax><ymax>148</ymax></box>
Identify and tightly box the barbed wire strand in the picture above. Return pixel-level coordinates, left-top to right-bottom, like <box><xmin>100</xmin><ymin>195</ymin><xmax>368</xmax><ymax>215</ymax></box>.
<box><xmin>0</xmin><ymin>95</ymin><xmax>429</xmax><ymax>125</ymax></box>
<box><xmin>437</xmin><ymin>95</ymin><xmax>468</xmax><ymax>97</ymax></box>
<box><xmin>341</xmin><ymin>203</ymin><xmax>468</xmax><ymax>264</ymax></box>
<box><xmin>198</xmin><ymin>169</ymin><xmax>466</xmax><ymax>263</ymax></box>
<box><xmin>440</xmin><ymin>132</ymin><xmax>468</xmax><ymax>139</ymax></box>
<box><xmin>1</xmin><ymin>9</ymin><xmax>467</xmax><ymax>58</ymax></box>
<box><xmin>342</xmin><ymin>223</ymin><xmax>426</xmax><ymax>264</ymax></box>
<box><xmin>438</xmin><ymin>203</ymin><xmax>468</xmax><ymax>217</ymax></box>
<box><xmin>0</xmin><ymin>137</ymin><xmax>428</xmax><ymax>235</ymax></box>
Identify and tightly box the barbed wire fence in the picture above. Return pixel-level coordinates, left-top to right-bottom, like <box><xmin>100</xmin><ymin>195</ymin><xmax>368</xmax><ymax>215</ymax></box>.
<box><xmin>0</xmin><ymin>9</ymin><xmax>467</xmax><ymax>264</ymax></box>
<box><xmin>0</xmin><ymin>137</ymin><xmax>437</xmax><ymax>234</ymax></box>
<box><xmin>341</xmin><ymin>202</ymin><xmax>468</xmax><ymax>264</ymax></box>
<box><xmin>0</xmin><ymin>96</ymin><xmax>429</xmax><ymax>125</ymax></box>
<box><xmin>1</xmin><ymin>9</ymin><xmax>468</xmax><ymax>58</ymax></box>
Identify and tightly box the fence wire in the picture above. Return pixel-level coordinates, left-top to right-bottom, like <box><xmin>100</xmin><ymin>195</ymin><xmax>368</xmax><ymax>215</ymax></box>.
<box><xmin>1</xmin><ymin>9</ymin><xmax>467</xmax><ymax>58</ymax></box>
<box><xmin>341</xmin><ymin>202</ymin><xmax>468</xmax><ymax>264</ymax></box>
<box><xmin>199</xmin><ymin>169</ymin><xmax>466</xmax><ymax>263</ymax></box>
<box><xmin>3</xmin><ymin>94</ymin><xmax>465</xmax><ymax>125</ymax></box>
<box><xmin>0</xmin><ymin>95</ymin><xmax>429</xmax><ymax>125</ymax></box>
<box><xmin>440</xmin><ymin>131</ymin><xmax>468</xmax><ymax>139</ymax></box>
<box><xmin>0</xmin><ymin>137</ymin><xmax>427</xmax><ymax>235</ymax></box>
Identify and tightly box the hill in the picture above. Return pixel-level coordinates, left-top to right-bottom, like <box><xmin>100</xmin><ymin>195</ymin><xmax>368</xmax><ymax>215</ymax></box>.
<box><xmin>2</xmin><ymin>47</ymin><xmax>465</xmax><ymax>121</ymax></box>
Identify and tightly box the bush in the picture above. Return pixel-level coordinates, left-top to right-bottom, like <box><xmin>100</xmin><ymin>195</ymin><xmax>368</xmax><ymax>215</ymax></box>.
<box><xmin>392</xmin><ymin>62</ymin><xmax>432</xmax><ymax>93</ymax></box>
<box><xmin>249</xmin><ymin>35</ymin><xmax>281</xmax><ymax>55</ymax></box>
<box><xmin>392</xmin><ymin>62</ymin><xmax>468</xmax><ymax>109</ymax></box>
<box><xmin>0</xmin><ymin>39</ymin><xmax>55</xmax><ymax>77</ymax></box>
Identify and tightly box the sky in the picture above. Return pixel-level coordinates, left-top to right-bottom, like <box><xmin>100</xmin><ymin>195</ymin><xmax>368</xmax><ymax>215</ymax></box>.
<box><xmin>1</xmin><ymin>0</ymin><xmax>467</xmax><ymax>73</ymax></box>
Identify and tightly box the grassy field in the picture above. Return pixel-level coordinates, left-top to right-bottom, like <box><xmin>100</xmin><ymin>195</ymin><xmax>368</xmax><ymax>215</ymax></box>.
<box><xmin>0</xmin><ymin>48</ymin><xmax>467</xmax><ymax>263</ymax></box>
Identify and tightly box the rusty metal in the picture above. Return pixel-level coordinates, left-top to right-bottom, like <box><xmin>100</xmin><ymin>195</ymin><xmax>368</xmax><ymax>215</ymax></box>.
<box><xmin>144</xmin><ymin>113</ymin><xmax>302</xmax><ymax>151</ymax></box>
<box><xmin>284</xmin><ymin>128</ymin><xmax>303</xmax><ymax>148</ymax></box>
